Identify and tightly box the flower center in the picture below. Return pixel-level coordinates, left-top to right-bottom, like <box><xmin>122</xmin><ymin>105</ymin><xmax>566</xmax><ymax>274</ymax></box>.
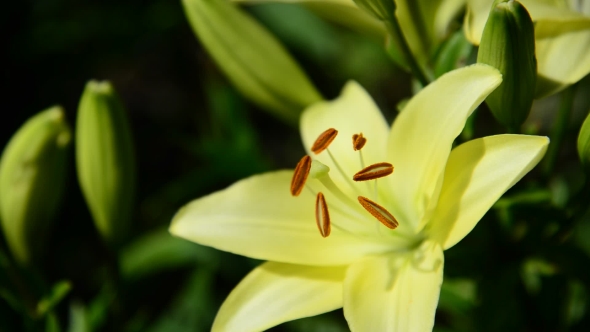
<box><xmin>290</xmin><ymin>128</ymin><xmax>399</xmax><ymax>238</ymax></box>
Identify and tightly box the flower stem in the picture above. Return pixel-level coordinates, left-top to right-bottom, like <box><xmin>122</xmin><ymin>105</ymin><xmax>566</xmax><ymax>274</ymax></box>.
<box><xmin>384</xmin><ymin>19</ymin><xmax>430</xmax><ymax>87</ymax></box>
<box><xmin>550</xmin><ymin>180</ymin><xmax>590</xmax><ymax>243</ymax></box>
<box><xmin>542</xmin><ymin>85</ymin><xmax>577</xmax><ymax>176</ymax></box>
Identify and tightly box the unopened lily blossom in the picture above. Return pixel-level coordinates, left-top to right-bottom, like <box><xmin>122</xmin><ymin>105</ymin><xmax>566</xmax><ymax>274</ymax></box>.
<box><xmin>170</xmin><ymin>65</ymin><xmax>549</xmax><ymax>331</ymax></box>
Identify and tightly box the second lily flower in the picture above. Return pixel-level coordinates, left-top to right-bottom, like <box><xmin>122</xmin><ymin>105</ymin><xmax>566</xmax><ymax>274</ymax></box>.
<box><xmin>170</xmin><ymin>64</ymin><xmax>549</xmax><ymax>332</ymax></box>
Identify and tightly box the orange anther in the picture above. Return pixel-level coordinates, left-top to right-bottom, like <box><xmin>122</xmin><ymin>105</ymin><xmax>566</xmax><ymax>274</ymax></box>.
<box><xmin>311</xmin><ymin>128</ymin><xmax>338</xmax><ymax>154</ymax></box>
<box><xmin>352</xmin><ymin>133</ymin><xmax>367</xmax><ymax>151</ymax></box>
<box><xmin>357</xmin><ymin>196</ymin><xmax>399</xmax><ymax>229</ymax></box>
<box><xmin>315</xmin><ymin>192</ymin><xmax>331</xmax><ymax>237</ymax></box>
<box><xmin>290</xmin><ymin>155</ymin><xmax>311</xmax><ymax>196</ymax></box>
<box><xmin>353</xmin><ymin>162</ymin><xmax>394</xmax><ymax>181</ymax></box>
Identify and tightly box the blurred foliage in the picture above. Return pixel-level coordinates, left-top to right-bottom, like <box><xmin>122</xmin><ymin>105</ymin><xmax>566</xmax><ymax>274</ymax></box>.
<box><xmin>2</xmin><ymin>0</ymin><xmax>590</xmax><ymax>331</ymax></box>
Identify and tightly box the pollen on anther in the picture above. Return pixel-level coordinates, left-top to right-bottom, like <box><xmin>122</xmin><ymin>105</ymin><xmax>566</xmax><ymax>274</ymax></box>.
<box><xmin>311</xmin><ymin>128</ymin><xmax>338</xmax><ymax>154</ymax></box>
<box><xmin>315</xmin><ymin>192</ymin><xmax>331</xmax><ymax>238</ymax></box>
<box><xmin>352</xmin><ymin>133</ymin><xmax>367</xmax><ymax>151</ymax></box>
<box><xmin>353</xmin><ymin>162</ymin><xmax>394</xmax><ymax>181</ymax></box>
<box><xmin>357</xmin><ymin>196</ymin><xmax>399</xmax><ymax>229</ymax></box>
<box><xmin>290</xmin><ymin>155</ymin><xmax>311</xmax><ymax>196</ymax></box>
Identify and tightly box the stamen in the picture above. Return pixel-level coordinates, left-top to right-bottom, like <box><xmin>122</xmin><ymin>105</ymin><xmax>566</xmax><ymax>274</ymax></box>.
<box><xmin>352</xmin><ymin>133</ymin><xmax>367</xmax><ymax>151</ymax></box>
<box><xmin>290</xmin><ymin>155</ymin><xmax>311</xmax><ymax>196</ymax></box>
<box><xmin>353</xmin><ymin>162</ymin><xmax>394</xmax><ymax>181</ymax></box>
<box><xmin>357</xmin><ymin>196</ymin><xmax>399</xmax><ymax>229</ymax></box>
<box><xmin>318</xmin><ymin>175</ymin><xmax>362</xmax><ymax>215</ymax></box>
<box><xmin>305</xmin><ymin>186</ymin><xmax>364</xmax><ymax>235</ymax></box>
<box><xmin>315</xmin><ymin>192</ymin><xmax>331</xmax><ymax>238</ymax></box>
<box><xmin>311</xmin><ymin>128</ymin><xmax>338</xmax><ymax>154</ymax></box>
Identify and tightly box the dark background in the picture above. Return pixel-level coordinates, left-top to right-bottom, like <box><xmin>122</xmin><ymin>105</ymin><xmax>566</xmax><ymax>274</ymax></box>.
<box><xmin>3</xmin><ymin>1</ymin><xmax>590</xmax><ymax>331</ymax></box>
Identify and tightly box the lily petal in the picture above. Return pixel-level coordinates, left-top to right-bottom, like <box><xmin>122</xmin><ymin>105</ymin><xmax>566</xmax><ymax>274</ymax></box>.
<box><xmin>343</xmin><ymin>241</ymin><xmax>444</xmax><ymax>332</ymax></box>
<box><xmin>535</xmin><ymin>30</ymin><xmax>590</xmax><ymax>97</ymax></box>
<box><xmin>429</xmin><ymin>135</ymin><xmax>549</xmax><ymax>250</ymax></box>
<box><xmin>213</xmin><ymin>262</ymin><xmax>346</xmax><ymax>332</ymax></box>
<box><xmin>170</xmin><ymin>171</ymin><xmax>399</xmax><ymax>266</ymax></box>
<box><xmin>386</xmin><ymin>64</ymin><xmax>501</xmax><ymax>232</ymax></box>
<box><xmin>301</xmin><ymin>81</ymin><xmax>390</xmax><ymax>195</ymax></box>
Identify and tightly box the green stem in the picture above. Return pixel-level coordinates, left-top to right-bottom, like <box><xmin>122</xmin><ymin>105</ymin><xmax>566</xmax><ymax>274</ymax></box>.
<box><xmin>0</xmin><ymin>251</ymin><xmax>38</xmax><ymax>318</ymax></box>
<box><xmin>384</xmin><ymin>20</ymin><xmax>430</xmax><ymax>87</ymax></box>
<box><xmin>550</xmin><ymin>180</ymin><xmax>590</xmax><ymax>243</ymax></box>
<box><xmin>542</xmin><ymin>85</ymin><xmax>577</xmax><ymax>176</ymax></box>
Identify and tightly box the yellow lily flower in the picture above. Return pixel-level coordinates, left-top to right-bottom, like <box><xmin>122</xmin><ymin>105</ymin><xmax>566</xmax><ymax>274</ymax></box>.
<box><xmin>170</xmin><ymin>64</ymin><xmax>549</xmax><ymax>332</ymax></box>
<box><xmin>465</xmin><ymin>0</ymin><xmax>590</xmax><ymax>97</ymax></box>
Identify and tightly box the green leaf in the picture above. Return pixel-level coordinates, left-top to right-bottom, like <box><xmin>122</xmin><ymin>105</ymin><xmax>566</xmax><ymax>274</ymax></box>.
<box><xmin>564</xmin><ymin>280</ymin><xmax>586</xmax><ymax>326</ymax></box>
<box><xmin>520</xmin><ymin>258</ymin><xmax>556</xmax><ymax>295</ymax></box>
<box><xmin>37</xmin><ymin>281</ymin><xmax>72</xmax><ymax>317</ymax></box>
<box><xmin>434</xmin><ymin>30</ymin><xmax>474</xmax><ymax>78</ymax></box>
<box><xmin>45</xmin><ymin>313</ymin><xmax>62</xmax><ymax>332</ymax></box>
<box><xmin>578</xmin><ymin>109</ymin><xmax>590</xmax><ymax>171</ymax></box>
<box><xmin>182</xmin><ymin>0</ymin><xmax>323</xmax><ymax>125</ymax></box>
<box><xmin>67</xmin><ymin>302</ymin><xmax>91</xmax><ymax>332</ymax></box>
<box><xmin>147</xmin><ymin>269</ymin><xmax>216</xmax><ymax>332</ymax></box>
<box><xmin>119</xmin><ymin>228</ymin><xmax>221</xmax><ymax>281</ymax></box>
<box><xmin>86</xmin><ymin>286</ymin><xmax>116</xmax><ymax>331</ymax></box>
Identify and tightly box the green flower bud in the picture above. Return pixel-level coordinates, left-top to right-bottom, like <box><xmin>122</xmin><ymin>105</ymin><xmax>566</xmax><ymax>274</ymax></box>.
<box><xmin>352</xmin><ymin>0</ymin><xmax>395</xmax><ymax>22</ymax></box>
<box><xmin>477</xmin><ymin>0</ymin><xmax>537</xmax><ymax>131</ymax></box>
<box><xmin>76</xmin><ymin>81</ymin><xmax>135</xmax><ymax>247</ymax></box>
<box><xmin>0</xmin><ymin>107</ymin><xmax>71</xmax><ymax>264</ymax></box>
<box><xmin>182</xmin><ymin>0</ymin><xmax>322</xmax><ymax>125</ymax></box>
<box><xmin>578</xmin><ymin>110</ymin><xmax>590</xmax><ymax>171</ymax></box>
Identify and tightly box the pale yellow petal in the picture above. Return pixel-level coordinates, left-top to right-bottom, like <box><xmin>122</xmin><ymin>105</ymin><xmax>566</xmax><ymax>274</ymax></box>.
<box><xmin>386</xmin><ymin>64</ymin><xmax>501</xmax><ymax>232</ymax></box>
<box><xmin>213</xmin><ymin>262</ymin><xmax>346</xmax><ymax>332</ymax></box>
<box><xmin>520</xmin><ymin>0</ymin><xmax>590</xmax><ymax>38</ymax></box>
<box><xmin>300</xmin><ymin>81</ymin><xmax>390</xmax><ymax>196</ymax></box>
<box><xmin>429</xmin><ymin>135</ymin><xmax>549</xmax><ymax>250</ymax></box>
<box><xmin>463</xmin><ymin>0</ymin><xmax>492</xmax><ymax>45</ymax></box>
<box><xmin>343</xmin><ymin>241</ymin><xmax>444</xmax><ymax>332</ymax></box>
<box><xmin>170</xmin><ymin>171</ymin><xmax>398</xmax><ymax>266</ymax></box>
<box><xmin>535</xmin><ymin>30</ymin><xmax>590</xmax><ymax>97</ymax></box>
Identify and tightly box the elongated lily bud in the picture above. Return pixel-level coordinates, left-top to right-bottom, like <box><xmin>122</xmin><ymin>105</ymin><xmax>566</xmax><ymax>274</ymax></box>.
<box><xmin>578</xmin><ymin>111</ymin><xmax>590</xmax><ymax>171</ymax></box>
<box><xmin>477</xmin><ymin>0</ymin><xmax>536</xmax><ymax>131</ymax></box>
<box><xmin>76</xmin><ymin>81</ymin><xmax>135</xmax><ymax>247</ymax></box>
<box><xmin>182</xmin><ymin>0</ymin><xmax>322</xmax><ymax>125</ymax></box>
<box><xmin>0</xmin><ymin>107</ymin><xmax>71</xmax><ymax>264</ymax></box>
